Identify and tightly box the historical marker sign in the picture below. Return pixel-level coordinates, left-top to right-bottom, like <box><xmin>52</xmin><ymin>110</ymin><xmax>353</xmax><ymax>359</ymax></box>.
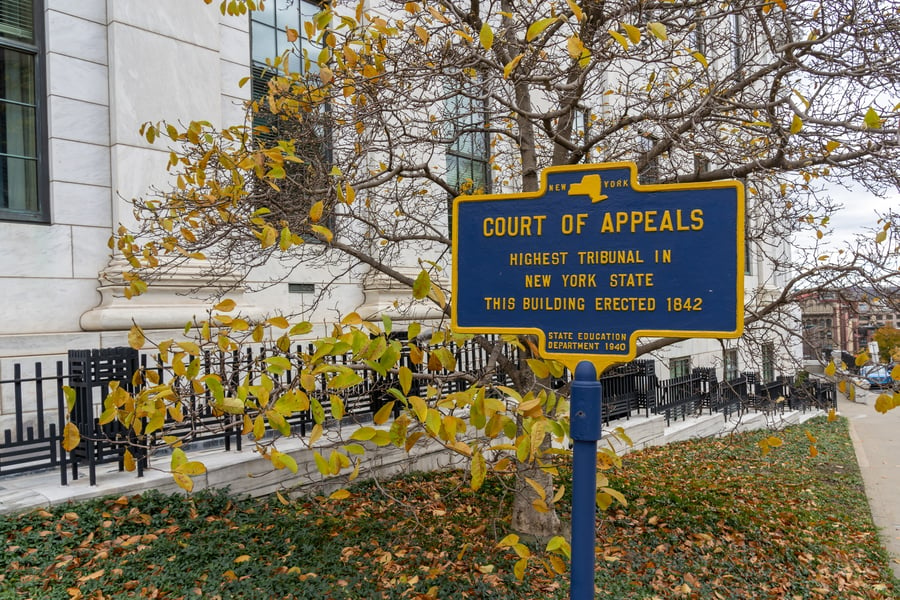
<box><xmin>451</xmin><ymin>162</ymin><xmax>745</xmax><ymax>369</ymax></box>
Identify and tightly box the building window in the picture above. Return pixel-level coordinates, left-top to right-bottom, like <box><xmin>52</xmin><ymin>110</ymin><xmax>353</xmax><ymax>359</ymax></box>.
<box><xmin>761</xmin><ymin>342</ymin><xmax>775</xmax><ymax>382</ymax></box>
<box><xmin>691</xmin><ymin>12</ymin><xmax>706</xmax><ymax>56</ymax></box>
<box><xmin>723</xmin><ymin>348</ymin><xmax>739</xmax><ymax>381</ymax></box>
<box><xmin>669</xmin><ymin>356</ymin><xmax>691</xmax><ymax>378</ymax></box>
<box><xmin>638</xmin><ymin>134</ymin><xmax>660</xmax><ymax>184</ymax></box>
<box><xmin>0</xmin><ymin>0</ymin><xmax>47</xmax><ymax>223</ymax></box>
<box><xmin>731</xmin><ymin>12</ymin><xmax>743</xmax><ymax>71</ymax></box>
<box><xmin>250</xmin><ymin>0</ymin><xmax>332</xmax><ymax>235</ymax></box>
<box><xmin>446</xmin><ymin>92</ymin><xmax>490</xmax><ymax>196</ymax></box>
<box><xmin>744</xmin><ymin>217</ymin><xmax>753</xmax><ymax>275</ymax></box>
<box><xmin>251</xmin><ymin>0</ymin><xmax>320</xmax><ymax>77</ymax></box>
<box><xmin>693</xmin><ymin>154</ymin><xmax>709</xmax><ymax>175</ymax></box>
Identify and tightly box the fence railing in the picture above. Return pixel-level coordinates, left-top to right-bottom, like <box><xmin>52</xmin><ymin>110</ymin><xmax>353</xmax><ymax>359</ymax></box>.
<box><xmin>0</xmin><ymin>361</ymin><xmax>68</xmax><ymax>483</ymax></box>
<box><xmin>0</xmin><ymin>343</ymin><xmax>837</xmax><ymax>485</ymax></box>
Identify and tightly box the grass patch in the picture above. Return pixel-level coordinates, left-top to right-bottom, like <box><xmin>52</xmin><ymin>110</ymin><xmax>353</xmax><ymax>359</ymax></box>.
<box><xmin>0</xmin><ymin>416</ymin><xmax>896</xmax><ymax>599</ymax></box>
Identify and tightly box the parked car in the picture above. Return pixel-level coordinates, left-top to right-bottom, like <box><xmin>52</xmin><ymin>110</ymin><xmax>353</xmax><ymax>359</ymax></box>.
<box><xmin>860</xmin><ymin>363</ymin><xmax>897</xmax><ymax>389</ymax></box>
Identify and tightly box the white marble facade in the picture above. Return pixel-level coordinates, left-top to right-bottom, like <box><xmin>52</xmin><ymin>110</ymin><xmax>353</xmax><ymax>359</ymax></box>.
<box><xmin>1</xmin><ymin>1</ymin><xmax>309</xmax><ymax>361</ymax></box>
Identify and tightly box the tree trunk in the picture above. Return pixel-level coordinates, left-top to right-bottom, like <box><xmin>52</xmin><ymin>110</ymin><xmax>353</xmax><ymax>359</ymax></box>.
<box><xmin>510</xmin><ymin>434</ymin><xmax>564</xmax><ymax>539</ymax></box>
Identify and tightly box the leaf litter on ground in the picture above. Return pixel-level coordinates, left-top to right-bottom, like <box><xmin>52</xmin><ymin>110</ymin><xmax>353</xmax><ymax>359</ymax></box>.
<box><xmin>0</xmin><ymin>416</ymin><xmax>895</xmax><ymax>599</ymax></box>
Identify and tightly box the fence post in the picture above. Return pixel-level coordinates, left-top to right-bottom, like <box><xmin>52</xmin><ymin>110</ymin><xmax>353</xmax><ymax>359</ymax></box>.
<box><xmin>66</xmin><ymin>348</ymin><xmax>139</xmax><ymax>486</ymax></box>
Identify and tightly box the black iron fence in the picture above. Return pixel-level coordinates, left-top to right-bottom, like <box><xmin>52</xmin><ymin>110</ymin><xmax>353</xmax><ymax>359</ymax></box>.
<box><xmin>0</xmin><ymin>343</ymin><xmax>836</xmax><ymax>484</ymax></box>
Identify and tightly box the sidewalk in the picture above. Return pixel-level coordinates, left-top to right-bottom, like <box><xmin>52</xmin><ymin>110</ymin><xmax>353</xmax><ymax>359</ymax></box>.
<box><xmin>839</xmin><ymin>387</ymin><xmax>900</xmax><ymax>578</ymax></box>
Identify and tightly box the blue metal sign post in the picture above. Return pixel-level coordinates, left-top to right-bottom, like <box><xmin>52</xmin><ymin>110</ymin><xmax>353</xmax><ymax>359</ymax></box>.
<box><xmin>450</xmin><ymin>162</ymin><xmax>744</xmax><ymax>599</ymax></box>
<box><xmin>569</xmin><ymin>361</ymin><xmax>603</xmax><ymax>599</ymax></box>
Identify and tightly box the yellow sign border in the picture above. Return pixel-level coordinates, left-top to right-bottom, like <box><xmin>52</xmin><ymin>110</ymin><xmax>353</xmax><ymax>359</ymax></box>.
<box><xmin>450</xmin><ymin>161</ymin><xmax>745</xmax><ymax>373</ymax></box>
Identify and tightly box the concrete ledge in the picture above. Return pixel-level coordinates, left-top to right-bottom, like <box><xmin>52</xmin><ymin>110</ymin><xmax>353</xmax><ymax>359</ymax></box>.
<box><xmin>0</xmin><ymin>407</ymin><xmax>827</xmax><ymax>515</ymax></box>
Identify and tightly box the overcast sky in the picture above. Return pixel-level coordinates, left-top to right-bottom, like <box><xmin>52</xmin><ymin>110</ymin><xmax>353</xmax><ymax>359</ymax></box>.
<box><xmin>822</xmin><ymin>182</ymin><xmax>896</xmax><ymax>245</ymax></box>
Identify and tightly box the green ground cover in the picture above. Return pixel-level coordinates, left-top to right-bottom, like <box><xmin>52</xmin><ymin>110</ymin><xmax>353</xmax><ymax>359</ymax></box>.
<box><xmin>0</xmin><ymin>416</ymin><xmax>896</xmax><ymax>599</ymax></box>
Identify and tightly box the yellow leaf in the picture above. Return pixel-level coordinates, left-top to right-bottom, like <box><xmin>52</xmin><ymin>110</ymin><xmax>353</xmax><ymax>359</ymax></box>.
<box><xmin>172</xmin><ymin>471</ymin><xmax>194</xmax><ymax>492</ymax></box>
<box><xmin>825</xmin><ymin>139</ymin><xmax>841</xmax><ymax>153</ymax></box>
<box><xmin>267</xmin><ymin>315</ymin><xmax>289</xmax><ymax>329</ymax></box>
<box><xmin>412</xmin><ymin>269</ymin><xmax>431</xmax><ymax>300</ymax></box>
<box><xmin>309</xmin><ymin>200</ymin><xmax>324</xmax><ymax>223</ymax></box>
<box><xmin>498</xmin><ymin>533</ymin><xmax>519</xmax><ymax>548</ymax></box>
<box><xmin>330</xmin><ymin>488</ymin><xmax>351</xmax><ymax>500</ymax></box>
<box><xmin>177</xmin><ymin>341</ymin><xmax>201</xmax><ymax>356</ymax></box>
<box><xmin>414</xmin><ymin>25</ymin><xmax>429</xmax><ymax>44</ymax></box>
<box><xmin>62</xmin><ymin>422</ymin><xmax>80</xmax><ymax>452</ymax></box>
<box><xmin>259</xmin><ymin>224</ymin><xmax>277</xmax><ymax>248</ymax></box>
<box><xmin>827</xmin><ymin>408</ymin><xmax>837</xmax><ymax>422</ymax></box>
<box><xmin>307</xmin><ymin>423</ymin><xmax>322</xmax><ymax>446</ymax></box>
<box><xmin>271</xmin><ymin>450</ymin><xmax>298</xmax><ymax>473</ymax></box>
<box><xmin>530</xmin><ymin>419</ymin><xmax>546</xmax><ymax>460</ymax></box>
<box><xmin>549</xmin><ymin>554</ymin><xmax>567</xmax><ymax>574</ymax></box>
<box><xmin>890</xmin><ymin>364</ymin><xmax>900</xmax><ymax>381</ymax></box>
<box><xmin>864</xmin><ymin>106</ymin><xmax>881</xmax><ymax>129</ymax></box>
<box><xmin>566</xmin><ymin>35</ymin><xmax>586</xmax><ymax>60</ymax></box>
<box><xmin>524</xmin><ymin>476</ymin><xmax>546</xmax><ymax>501</ymax></box>
<box><xmin>409</xmin><ymin>395</ymin><xmax>427</xmax><ymax>422</ymax></box>
<box><xmin>341</xmin><ymin>312</ymin><xmax>363</xmax><ymax>326</ymax></box>
<box><xmin>790</xmin><ymin>114</ymin><xmax>803</xmax><ymax>134</ymax></box>
<box><xmin>608</xmin><ymin>29</ymin><xmax>628</xmax><ymax>50</ymax></box>
<box><xmin>513</xmin><ymin>557</ymin><xmax>528</xmax><ymax>580</ymax></box>
<box><xmin>234</xmin><ymin>554</ymin><xmax>251</xmax><ymax>563</ymax></box>
<box><xmin>855</xmin><ymin>351</ymin><xmax>869</xmax><ymax>367</ymax></box>
<box><xmin>824</xmin><ymin>360</ymin><xmax>836</xmax><ymax>376</ymax></box>
<box><xmin>428</xmin><ymin>283</ymin><xmax>447</xmax><ymax>308</ymax></box>
<box><xmin>310</xmin><ymin>224</ymin><xmax>333</xmax><ymax>243</ymax></box>
<box><xmin>809</xmin><ymin>445</ymin><xmax>819</xmax><ymax>457</ymax></box>
<box><xmin>128</xmin><ymin>324</ymin><xmax>145</xmax><ymax>350</ymax></box>
<box><xmin>176</xmin><ymin>461</ymin><xmax>206</xmax><ymax>476</ymax></box>
<box><xmin>875</xmin><ymin>230</ymin><xmax>887</xmax><ymax>244</ymax></box>
<box><xmin>503</xmin><ymin>54</ymin><xmax>523</xmax><ymax>79</ymax></box>
<box><xmin>471</xmin><ymin>448</ymin><xmax>486</xmax><ymax>491</ymax></box>
<box><xmin>526</xmin><ymin>17</ymin><xmax>557</xmax><ymax>42</ymax></box>
<box><xmin>565</xmin><ymin>0</ymin><xmax>583</xmax><ymax>21</ymax></box>
<box><xmin>622</xmin><ymin>23</ymin><xmax>641</xmax><ymax>44</ymax></box>
<box><xmin>373</xmin><ymin>401</ymin><xmax>394</xmax><ymax>425</ymax></box>
<box><xmin>647</xmin><ymin>22</ymin><xmax>668</xmax><ymax>41</ymax></box>
<box><xmin>319</xmin><ymin>66</ymin><xmax>333</xmax><ymax>85</ymax></box>
<box><xmin>349</xmin><ymin>426</ymin><xmax>378</xmax><ymax>441</ymax></box>
<box><xmin>313</xmin><ymin>451</ymin><xmax>330</xmax><ymax>475</ymax></box>
<box><xmin>331</xmin><ymin>395</ymin><xmax>345</xmax><ymax>421</ymax></box>
<box><xmin>214</xmin><ymin>298</ymin><xmax>236</xmax><ymax>312</ymax></box>
<box><xmin>123</xmin><ymin>449</ymin><xmax>136</xmax><ymax>472</ymax></box>
<box><xmin>453</xmin><ymin>29</ymin><xmax>473</xmax><ymax>43</ymax></box>
<box><xmin>691</xmin><ymin>51</ymin><xmax>708</xmax><ymax>68</ymax></box>
<box><xmin>266</xmin><ymin>409</ymin><xmax>291</xmax><ymax>436</ymax></box>
<box><xmin>399</xmin><ymin>365</ymin><xmax>412</xmax><ymax>395</ymax></box>
<box><xmin>526</xmin><ymin>358</ymin><xmax>550</xmax><ymax>379</ymax></box>
<box><xmin>253</xmin><ymin>414</ymin><xmax>265</xmax><ymax>440</ymax></box>
<box><xmin>875</xmin><ymin>393</ymin><xmax>893</xmax><ymax>413</ymax></box>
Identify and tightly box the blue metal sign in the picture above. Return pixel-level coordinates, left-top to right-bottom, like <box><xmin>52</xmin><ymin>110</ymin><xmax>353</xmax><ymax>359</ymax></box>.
<box><xmin>452</xmin><ymin>162</ymin><xmax>744</xmax><ymax>369</ymax></box>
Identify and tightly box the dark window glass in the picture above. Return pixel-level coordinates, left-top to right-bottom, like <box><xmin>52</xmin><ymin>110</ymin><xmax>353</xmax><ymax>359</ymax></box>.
<box><xmin>250</xmin><ymin>1</ymin><xmax>332</xmax><ymax>236</ymax></box>
<box><xmin>446</xmin><ymin>93</ymin><xmax>490</xmax><ymax>195</ymax></box>
<box><xmin>0</xmin><ymin>0</ymin><xmax>46</xmax><ymax>222</ymax></box>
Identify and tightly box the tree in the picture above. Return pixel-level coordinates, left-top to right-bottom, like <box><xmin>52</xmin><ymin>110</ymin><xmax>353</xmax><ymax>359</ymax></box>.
<box><xmin>93</xmin><ymin>0</ymin><xmax>900</xmax><ymax>546</ymax></box>
<box><xmin>873</xmin><ymin>326</ymin><xmax>900</xmax><ymax>363</ymax></box>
